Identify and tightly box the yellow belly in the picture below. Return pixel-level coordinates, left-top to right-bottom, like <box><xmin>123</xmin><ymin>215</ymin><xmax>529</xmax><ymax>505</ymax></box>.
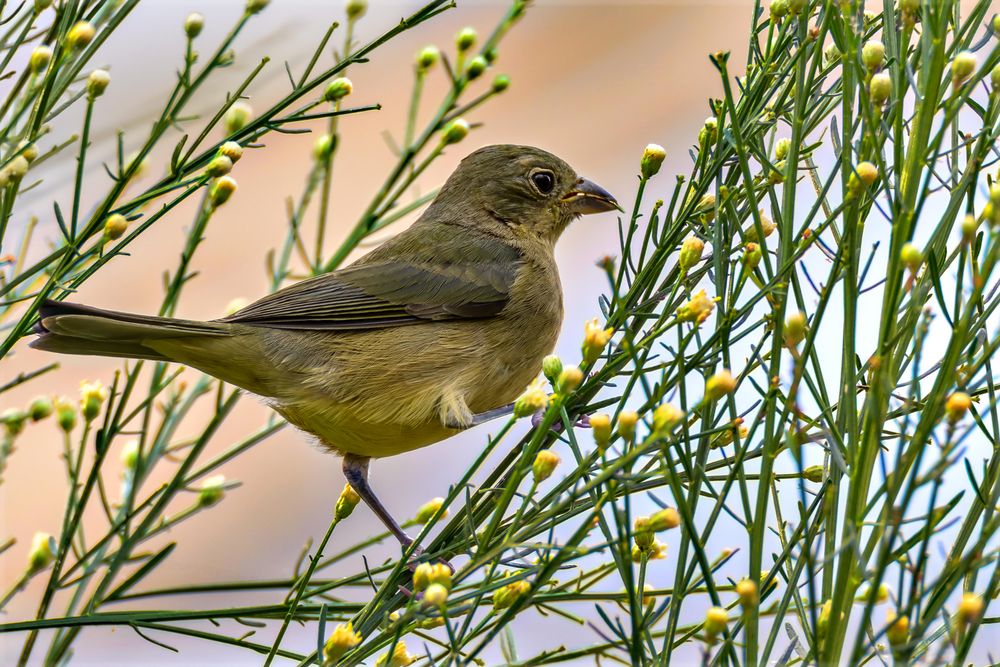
<box><xmin>276</xmin><ymin>402</ymin><xmax>458</xmax><ymax>458</ymax></box>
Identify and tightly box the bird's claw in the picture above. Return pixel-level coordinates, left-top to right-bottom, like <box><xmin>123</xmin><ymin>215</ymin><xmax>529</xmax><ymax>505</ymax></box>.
<box><xmin>403</xmin><ymin>542</ymin><xmax>454</xmax><ymax>574</ymax></box>
<box><xmin>530</xmin><ymin>411</ymin><xmax>592</xmax><ymax>429</ymax></box>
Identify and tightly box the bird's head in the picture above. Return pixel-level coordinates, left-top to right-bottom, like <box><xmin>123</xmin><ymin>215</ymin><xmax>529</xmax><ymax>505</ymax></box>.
<box><xmin>428</xmin><ymin>144</ymin><xmax>619</xmax><ymax>245</ymax></box>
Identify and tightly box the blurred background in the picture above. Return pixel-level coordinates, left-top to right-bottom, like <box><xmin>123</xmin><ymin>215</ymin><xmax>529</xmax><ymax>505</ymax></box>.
<box><xmin>2</xmin><ymin>1</ymin><xmax>989</xmax><ymax>664</ymax></box>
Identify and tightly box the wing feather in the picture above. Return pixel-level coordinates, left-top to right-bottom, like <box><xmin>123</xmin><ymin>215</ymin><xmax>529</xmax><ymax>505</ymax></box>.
<box><xmin>220</xmin><ymin>257</ymin><xmax>520</xmax><ymax>331</ymax></box>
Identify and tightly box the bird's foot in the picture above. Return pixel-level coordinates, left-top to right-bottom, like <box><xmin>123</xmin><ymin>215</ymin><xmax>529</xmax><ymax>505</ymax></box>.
<box><xmin>530</xmin><ymin>411</ymin><xmax>592</xmax><ymax>429</ymax></box>
<box><xmin>401</xmin><ymin>539</ymin><xmax>454</xmax><ymax>574</ymax></box>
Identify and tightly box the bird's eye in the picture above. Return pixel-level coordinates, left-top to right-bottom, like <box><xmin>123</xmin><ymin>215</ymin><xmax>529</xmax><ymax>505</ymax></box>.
<box><xmin>530</xmin><ymin>170</ymin><xmax>555</xmax><ymax>194</ymax></box>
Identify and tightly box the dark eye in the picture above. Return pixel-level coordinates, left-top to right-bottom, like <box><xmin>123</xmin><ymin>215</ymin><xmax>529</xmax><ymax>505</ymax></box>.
<box><xmin>531</xmin><ymin>170</ymin><xmax>555</xmax><ymax>194</ymax></box>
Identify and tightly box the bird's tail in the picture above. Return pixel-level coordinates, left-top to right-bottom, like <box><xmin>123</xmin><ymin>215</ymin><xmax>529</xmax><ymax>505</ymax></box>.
<box><xmin>30</xmin><ymin>299</ymin><xmax>233</xmax><ymax>361</ymax></box>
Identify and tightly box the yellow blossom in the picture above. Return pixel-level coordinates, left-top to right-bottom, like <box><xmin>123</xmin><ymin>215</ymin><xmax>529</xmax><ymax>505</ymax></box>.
<box><xmin>322</xmin><ymin>622</ymin><xmax>361</xmax><ymax>665</ymax></box>
<box><xmin>582</xmin><ymin>318</ymin><xmax>613</xmax><ymax>365</ymax></box>
<box><xmin>677</xmin><ymin>289</ymin><xmax>715</xmax><ymax>325</ymax></box>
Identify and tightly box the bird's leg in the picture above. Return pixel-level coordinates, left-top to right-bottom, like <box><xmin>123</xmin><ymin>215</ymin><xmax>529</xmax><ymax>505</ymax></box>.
<box><xmin>342</xmin><ymin>454</ymin><xmax>453</xmax><ymax>574</ymax></box>
<box><xmin>342</xmin><ymin>454</ymin><xmax>415</xmax><ymax>551</ymax></box>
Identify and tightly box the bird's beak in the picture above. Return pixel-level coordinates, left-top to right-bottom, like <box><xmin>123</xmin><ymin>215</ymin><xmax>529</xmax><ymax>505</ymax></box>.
<box><xmin>562</xmin><ymin>178</ymin><xmax>621</xmax><ymax>215</ymax></box>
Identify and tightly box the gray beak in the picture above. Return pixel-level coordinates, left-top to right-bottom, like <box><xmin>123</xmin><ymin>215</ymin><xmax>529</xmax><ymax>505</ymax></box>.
<box><xmin>562</xmin><ymin>177</ymin><xmax>620</xmax><ymax>215</ymax></box>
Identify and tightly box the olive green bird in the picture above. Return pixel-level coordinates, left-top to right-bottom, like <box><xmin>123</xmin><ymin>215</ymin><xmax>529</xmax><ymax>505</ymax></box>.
<box><xmin>31</xmin><ymin>144</ymin><xmax>618</xmax><ymax>553</ymax></box>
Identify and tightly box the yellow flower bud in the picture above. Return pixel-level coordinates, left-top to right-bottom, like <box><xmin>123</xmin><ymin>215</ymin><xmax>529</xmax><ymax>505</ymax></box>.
<box><xmin>532</xmin><ymin>449</ymin><xmax>560</xmax><ymax>483</ymax></box>
<box><xmin>952</xmin><ymin>50</ymin><xmax>977</xmax><ymax>85</ymax></box>
<box><xmin>743</xmin><ymin>242</ymin><xmax>762</xmax><ymax>270</ymax></box>
<box><xmin>640</xmin><ymin>143</ymin><xmax>666</xmax><ymax>179</ymax></box>
<box><xmin>493</xmin><ymin>579</ymin><xmax>530</xmax><ymax>610</ymax></box>
<box><xmin>557</xmin><ymin>366</ymin><xmax>583</xmax><ymax>394</ymax></box>
<box><xmin>768</xmin><ymin>161</ymin><xmax>785</xmax><ymax>185</ymax></box>
<box><xmin>957</xmin><ymin>592</ymin><xmax>984</xmax><ymax>624</ymax></box>
<box><xmin>743</xmin><ymin>212</ymin><xmax>776</xmax><ymax>242</ymax></box>
<box><xmin>441</xmin><ymin>118</ymin><xmax>470</xmax><ymax>145</ymax></box>
<box><xmin>4</xmin><ymin>156</ymin><xmax>29</xmax><ymax>182</ymax></box>
<box><xmin>712</xmin><ymin>419</ymin><xmax>747</xmax><ymax>448</ymax></box>
<box><xmin>617</xmin><ymin>410</ymin><xmax>639</xmax><ymax>442</ymax></box>
<box><xmin>870</xmin><ymin>71</ymin><xmax>891</xmax><ymax>105</ymax></box>
<box><xmin>54</xmin><ymin>397</ymin><xmax>76</xmax><ymax>432</ymax></box>
<box><xmin>466</xmin><ymin>55</ymin><xmax>487</xmax><ymax>80</ymax></box>
<box><xmin>322</xmin><ymin>622</ymin><xmax>361</xmax><ymax>665</ymax></box>
<box><xmin>541</xmin><ymin>354</ymin><xmax>563</xmax><ymax>383</ymax></box>
<box><xmin>209</xmin><ymin>176</ymin><xmax>238</xmax><ymax>207</ymax></box>
<box><xmin>313</xmin><ymin>134</ymin><xmax>335</xmax><ymax>161</ymax></box>
<box><xmin>652</xmin><ymin>403</ymin><xmax>684</xmax><ymax>432</ymax></box>
<box><xmin>184</xmin><ymin>12</ymin><xmax>204</xmax><ymax>38</ymax></box>
<box><xmin>413</xmin><ymin>562</ymin><xmax>451</xmax><ymax>591</ymax></box>
<box><xmin>455</xmin><ymin>27</ymin><xmax>477</xmax><ymax>52</ymax></box>
<box><xmin>992</xmin><ymin>64</ymin><xmax>1000</xmax><ymax>91</ymax></box>
<box><xmin>376</xmin><ymin>640</ymin><xmax>416</xmax><ymax>667</ymax></box>
<box><xmin>705</xmin><ymin>370</ymin><xmax>736</xmax><ymax>401</ymax></box>
<box><xmin>79</xmin><ymin>380</ymin><xmax>107</xmax><ymax>422</ymax></box>
<box><xmin>103</xmin><ymin>213</ymin><xmax>128</xmax><ymax>241</ymax></box>
<box><xmin>774</xmin><ymin>137</ymin><xmax>791</xmax><ymax>161</ymax></box>
<box><xmin>345</xmin><ymin>0</ymin><xmax>367</xmax><ymax>20</ymax></box>
<box><xmin>704</xmin><ymin>606</ymin><xmax>728</xmax><ymax>637</ymax></box>
<box><xmin>67</xmin><ymin>21</ymin><xmax>95</xmax><ymax>50</ymax></box>
<box><xmin>218</xmin><ymin>141</ymin><xmax>243</xmax><ymax>163</ymax></box>
<box><xmin>335</xmin><ymin>483</ymin><xmax>361</xmax><ymax>519</ymax></box>
<box><xmin>696</xmin><ymin>192</ymin><xmax>716</xmax><ymax>220</ymax></box>
<box><xmin>29</xmin><ymin>46</ymin><xmax>52</xmax><ymax>73</ymax></box>
<box><xmin>803</xmin><ymin>465</ymin><xmax>824</xmax><ymax>483</ymax></box>
<box><xmin>197</xmin><ymin>474</ymin><xmax>227</xmax><ymax>507</ymax></box>
<box><xmin>246</xmin><ymin>0</ymin><xmax>270</xmax><ymax>14</ymax></box>
<box><xmin>962</xmin><ymin>214</ymin><xmax>978</xmax><ymax>241</ymax></box>
<box><xmin>648</xmin><ymin>507</ymin><xmax>680</xmax><ymax>531</ymax></box>
<box><xmin>633</xmin><ymin>516</ymin><xmax>654</xmax><ymax>550</ymax></box>
<box><xmin>120</xmin><ymin>439</ymin><xmax>140</xmax><ymax>470</ymax></box>
<box><xmin>698</xmin><ymin>117</ymin><xmax>718</xmax><ymax>145</ymax></box>
<box><xmin>417</xmin><ymin>45</ymin><xmax>440</xmax><ymax>71</ymax></box>
<box><xmin>678</xmin><ymin>236</ymin><xmax>704</xmax><ymax>270</ymax></box>
<box><xmin>770</xmin><ymin>0</ymin><xmax>789</xmax><ymax>20</ymax></box>
<box><xmin>224</xmin><ymin>102</ymin><xmax>253</xmax><ymax>134</ymax></box>
<box><xmin>582</xmin><ymin>318</ymin><xmax>613</xmax><ymax>365</ymax></box>
<box><xmin>324</xmin><ymin>77</ymin><xmax>353</xmax><ymax>102</ymax></box>
<box><xmin>590</xmin><ymin>413</ymin><xmax>612</xmax><ymax>449</ymax></box>
<box><xmin>414</xmin><ymin>496</ymin><xmax>446</xmax><ymax>524</ymax></box>
<box><xmin>513</xmin><ymin>378</ymin><xmax>549</xmax><ymax>418</ymax></box>
<box><xmin>900</xmin><ymin>242</ymin><xmax>923</xmax><ymax>272</ymax></box>
<box><xmin>205</xmin><ymin>155</ymin><xmax>233</xmax><ymax>178</ymax></box>
<box><xmin>632</xmin><ymin>538</ymin><xmax>667</xmax><ymax>562</ymax></box>
<box><xmin>861</xmin><ymin>40</ymin><xmax>885</xmax><ymax>72</ymax></box>
<box><xmin>27</xmin><ymin>532</ymin><xmax>55</xmax><ymax>573</ymax></box>
<box><xmin>736</xmin><ymin>579</ymin><xmax>758</xmax><ymax>609</ymax></box>
<box><xmin>945</xmin><ymin>392</ymin><xmax>972</xmax><ymax>422</ymax></box>
<box><xmin>848</xmin><ymin>161</ymin><xmax>878</xmax><ymax>197</ymax></box>
<box><xmin>1</xmin><ymin>409</ymin><xmax>27</xmax><ymax>437</ymax></box>
<box><xmin>886</xmin><ymin>610</ymin><xmax>909</xmax><ymax>650</ymax></box>
<box><xmin>28</xmin><ymin>396</ymin><xmax>53</xmax><ymax>421</ymax></box>
<box><xmin>677</xmin><ymin>289</ymin><xmax>715</xmax><ymax>325</ymax></box>
<box><xmin>491</xmin><ymin>74</ymin><xmax>511</xmax><ymax>93</ymax></box>
<box><xmin>423</xmin><ymin>582</ymin><xmax>449</xmax><ymax>607</ymax></box>
<box><xmin>784</xmin><ymin>311</ymin><xmax>808</xmax><ymax>348</ymax></box>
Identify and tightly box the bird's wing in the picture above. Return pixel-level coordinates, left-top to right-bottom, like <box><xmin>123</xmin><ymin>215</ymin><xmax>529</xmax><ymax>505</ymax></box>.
<box><xmin>220</xmin><ymin>242</ymin><xmax>521</xmax><ymax>331</ymax></box>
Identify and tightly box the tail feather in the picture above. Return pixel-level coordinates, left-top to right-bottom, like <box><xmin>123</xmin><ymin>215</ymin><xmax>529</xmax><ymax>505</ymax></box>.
<box><xmin>30</xmin><ymin>333</ymin><xmax>171</xmax><ymax>361</ymax></box>
<box><xmin>30</xmin><ymin>299</ymin><xmax>232</xmax><ymax>360</ymax></box>
<box><xmin>36</xmin><ymin>300</ymin><xmax>231</xmax><ymax>340</ymax></box>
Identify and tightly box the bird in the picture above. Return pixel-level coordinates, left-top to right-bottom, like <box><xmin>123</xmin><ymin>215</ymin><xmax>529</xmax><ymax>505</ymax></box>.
<box><xmin>31</xmin><ymin>144</ymin><xmax>619</xmax><ymax>556</ymax></box>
